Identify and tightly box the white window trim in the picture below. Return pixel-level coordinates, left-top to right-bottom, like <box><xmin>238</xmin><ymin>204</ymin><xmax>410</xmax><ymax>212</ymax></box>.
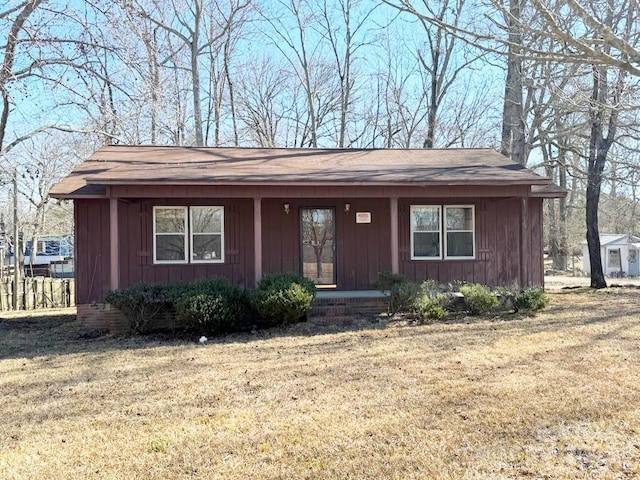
<box><xmin>152</xmin><ymin>206</ymin><xmax>226</xmax><ymax>265</ymax></box>
<box><xmin>410</xmin><ymin>205</ymin><xmax>442</xmax><ymax>260</ymax></box>
<box><xmin>444</xmin><ymin>205</ymin><xmax>476</xmax><ymax>260</ymax></box>
<box><xmin>607</xmin><ymin>248</ymin><xmax>621</xmax><ymax>269</ymax></box>
<box><xmin>190</xmin><ymin>206</ymin><xmax>225</xmax><ymax>264</ymax></box>
<box><xmin>153</xmin><ymin>206</ymin><xmax>188</xmax><ymax>264</ymax></box>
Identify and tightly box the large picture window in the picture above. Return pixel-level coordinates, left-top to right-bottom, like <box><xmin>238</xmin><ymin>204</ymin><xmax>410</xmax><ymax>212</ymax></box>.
<box><xmin>153</xmin><ymin>206</ymin><xmax>224</xmax><ymax>264</ymax></box>
<box><xmin>410</xmin><ymin>204</ymin><xmax>475</xmax><ymax>260</ymax></box>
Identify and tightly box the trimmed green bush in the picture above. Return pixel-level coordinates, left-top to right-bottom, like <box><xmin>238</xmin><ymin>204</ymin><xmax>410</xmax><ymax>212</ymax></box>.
<box><xmin>257</xmin><ymin>272</ymin><xmax>316</xmax><ymax>294</ymax></box>
<box><xmin>460</xmin><ymin>283</ymin><xmax>499</xmax><ymax>315</ymax></box>
<box><xmin>412</xmin><ymin>293</ymin><xmax>447</xmax><ymax>322</ymax></box>
<box><xmin>173</xmin><ymin>278</ymin><xmax>250</xmax><ymax>334</ymax></box>
<box><xmin>515</xmin><ymin>286</ymin><xmax>550</xmax><ymax>312</ymax></box>
<box><xmin>105</xmin><ymin>283</ymin><xmax>167</xmax><ymax>334</ymax></box>
<box><xmin>252</xmin><ymin>273</ymin><xmax>316</xmax><ymax>327</ymax></box>
<box><xmin>373</xmin><ymin>272</ymin><xmax>420</xmax><ymax>316</ymax></box>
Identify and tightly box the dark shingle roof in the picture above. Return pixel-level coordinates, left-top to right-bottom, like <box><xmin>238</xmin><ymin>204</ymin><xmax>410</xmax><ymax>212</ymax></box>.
<box><xmin>51</xmin><ymin>145</ymin><xmax>563</xmax><ymax>197</ymax></box>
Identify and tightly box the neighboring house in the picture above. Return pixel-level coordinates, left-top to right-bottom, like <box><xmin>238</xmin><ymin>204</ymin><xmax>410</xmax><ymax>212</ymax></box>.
<box><xmin>5</xmin><ymin>234</ymin><xmax>74</xmax><ymax>277</ymax></box>
<box><xmin>582</xmin><ymin>234</ymin><xmax>640</xmax><ymax>277</ymax></box>
<box><xmin>50</xmin><ymin>146</ymin><xmax>565</xmax><ymax>329</ymax></box>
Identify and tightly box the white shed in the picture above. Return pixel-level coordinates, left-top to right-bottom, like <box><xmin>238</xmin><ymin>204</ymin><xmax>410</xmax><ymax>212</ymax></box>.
<box><xmin>582</xmin><ymin>234</ymin><xmax>640</xmax><ymax>277</ymax></box>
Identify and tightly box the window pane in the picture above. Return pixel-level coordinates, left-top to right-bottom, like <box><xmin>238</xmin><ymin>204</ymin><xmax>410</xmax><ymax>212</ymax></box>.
<box><xmin>192</xmin><ymin>234</ymin><xmax>222</xmax><ymax>261</ymax></box>
<box><xmin>192</xmin><ymin>207</ymin><xmax>223</xmax><ymax>234</ymax></box>
<box><xmin>447</xmin><ymin>232</ymin><xmax>473</xmax><ymax>257</ymax></box>
<box><xmin>155</xmin><ymin>208</ymin><xmax>185</xmax><ymax>233</ymax></box>
<box><xmin>156</xmin><ymin>235</ymin><xmax>186</xmax><ymax>261</ymax></box>
<box><xmin>414</xmin><ymin>232</ymin><xmax>440</xmax><ymax>257</ymax></box>
<box><xmin>608</xmin><ymin>250</ymin><xmax>621</xmax><ymax>268</ymax></box>
<box><xmin>446</xmin><ymin>207</ymin><xmax>473</xmax><ymax>231</ymax></box>
<box><xmin>411</xmin><ymin>207</ymin><xmax>440</xmax><ymax>231</ymax></box>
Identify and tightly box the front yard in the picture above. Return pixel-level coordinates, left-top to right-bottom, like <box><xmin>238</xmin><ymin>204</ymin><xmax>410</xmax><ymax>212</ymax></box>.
<box><xmin>1</xmin><ymin>289</ymin><xmax>639</xmax><ymax>479</ymax></box>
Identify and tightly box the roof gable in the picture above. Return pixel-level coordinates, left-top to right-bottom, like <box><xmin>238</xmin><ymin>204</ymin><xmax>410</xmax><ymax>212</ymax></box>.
<box><xmin>581</xmin><ymin>234</ymin><xmax>640</xmax><ymax>245</ymax></box>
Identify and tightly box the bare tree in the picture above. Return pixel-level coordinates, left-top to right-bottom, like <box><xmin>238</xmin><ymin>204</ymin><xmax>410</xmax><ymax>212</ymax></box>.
<box><xmin>316</xmin><ymin>0</ymin><xmax>379</xmax><ymax>147</ymax></box>
<box><xmin>410</xmin><ymin>0</ymin><xmax>485</xmax><ymax>148</ymax></box>
<box><xmin>0</xmin><ymin>1</ymin><xmax>44</xmax><ymax>157</ymax></box>
<box><xmin>128</xmin><ymin>0</ymin><xmax>250</xmax><ymax>146</ymax></box>
<box><xmin>258</xmin><ymin>0</ymin><xmax>342</xmax><ymax>147</ymax></box>
<box><xmin>236</xmin><ymin>57</ymin><xmax>293</xmax><ymax>147</ymax></box>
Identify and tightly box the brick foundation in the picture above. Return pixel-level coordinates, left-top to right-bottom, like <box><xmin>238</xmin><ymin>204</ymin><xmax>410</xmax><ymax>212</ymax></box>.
<box><xmin>78</xmin><ymin>297</ymin><xmax>387</xmax><ymax>333</ymax></box>
<box><xmin>77</xmin><ymin>303</ymin><xmax>179</xmax><ymax>334</ymax></box>
<box><xmin>77</xmin><ymin>303</ymin><xmax>129</xmax><ymax>333</ymax></box>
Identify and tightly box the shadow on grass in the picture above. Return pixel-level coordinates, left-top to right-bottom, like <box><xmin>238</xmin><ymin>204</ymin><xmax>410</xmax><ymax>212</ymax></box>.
<box><xmin>1</xmin><ymin>288</ymin><xmax>638</xmax><ymax>360</ymax></box>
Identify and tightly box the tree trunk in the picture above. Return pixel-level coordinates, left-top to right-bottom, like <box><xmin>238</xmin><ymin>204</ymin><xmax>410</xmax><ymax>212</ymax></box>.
<box><xmin>556</xmin><ymin>159</ymin><xmax>568</xmax><ymax>271</ymax></box>
<box><xmin>500</xmin><ymin>0</ymin><xmax>526</xmax><ymax>165</ymax></box>
<box><xmin>191</xmin><ymin>2</ymin><xmax>204</xmax><ymax>147</ymax></box>
<box><xmin>586</xmin><ymin>177</ymin><xmax>606</xmax><ymax>288</ymax></box>
<box><xmin>585</xmin><ymin>64</ymin><xmax>611</xmax><ymax>289</ymax></box>
<box><xmin>224</xmin><ymin>29</ymin><xmax>239</xmax><ymax>146</ymax></box>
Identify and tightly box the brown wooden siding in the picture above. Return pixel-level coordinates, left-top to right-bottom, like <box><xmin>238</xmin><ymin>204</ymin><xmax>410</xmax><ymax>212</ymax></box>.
<box><xmin>74</xmin><ymin>198</ymin><xmax>254</xmax><ymax>304</ymax></box>
<box><xmin>75</xmin><ymin>200</ymin><xmax>111</xmax><ymax>303</ymax></box>
<box><xmin>261</xmin><ymin>198</ymin><xmax>392</xmax><ymax>290</ymax></box>
<box><xmin>74</xmin><ymin>190</ymin><xmax>544</xmax><ymax>305</ymax></box>
<box><xmin>399</xmin><ymin>197</ymin><xmax>544</xmax><ymax>288</ymax></box>
<box><xmin>527</xmin><ymin>198</ymin><xmax>544</xmax><ymax>285</ymax></box>
<box><xmin>119</xmin><ymin>198</ymin><xmax>255</xmax><ymax>289</ymax></box>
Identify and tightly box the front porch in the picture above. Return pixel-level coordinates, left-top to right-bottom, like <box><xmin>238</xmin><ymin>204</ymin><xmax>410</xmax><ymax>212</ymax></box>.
<box><xmin>310</xmin><ymin>290</ymin><xmax>388</xmax><ymax>325</ymax></box>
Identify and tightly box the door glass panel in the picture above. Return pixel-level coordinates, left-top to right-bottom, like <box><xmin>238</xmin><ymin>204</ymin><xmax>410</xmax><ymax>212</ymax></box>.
<box><xmin>301</xmin><ymin>208</ymin><xmax>335</xmax><ymax>285</ymax></box>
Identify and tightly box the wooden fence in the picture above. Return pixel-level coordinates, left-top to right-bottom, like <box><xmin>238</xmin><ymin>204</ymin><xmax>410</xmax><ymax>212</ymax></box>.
<box><xmin>0</xmin><ymin>277</ymin><xmax>75</xmax><ymax>311</ymax></box>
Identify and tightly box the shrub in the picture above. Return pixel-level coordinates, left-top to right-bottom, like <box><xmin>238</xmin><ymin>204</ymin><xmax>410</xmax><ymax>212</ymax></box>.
<box><xmin>412</xmin><ymin>293</ymin><xmax>447</xmax><ymax>322</ymax></box>
<box><xmin>373</xmin><ymin>272</ymin><xmax>420</xmax><ymax>316</ymax></box>
<box><xmin>251</xmin><ymin>273</ymin><xmax>316</xmax><ymax>327</ymax></box>
<box><xmin>460</xmin><ymin>283</ymin><xmax>499</xmax><ymax>315</ymax></box>
<box><xmin>420</xmin><ymin>279</ymin><xmax>441</xmax><ymax>296</ymax></box>
<box><xmin>257</xmin><ymin>272</ymin><xmax>316</xmax><ymax>294</ymax></box>
<box><xmin>515</xmin><ymin>286</ymin><xmax>550</xmax><ymax>312</ymax></box>
<box><xmin>493</xmin><ymin>286</ymin><xmax>519</xmax><ymax>312</ymax></box>
<box><xmin>174</xmin><ymin>278</ymin><xmax>250</xmax><ymax>334</ymax></box>
<box><xmin>105</xmin><ymin>283</ymin><xmax>167</xmax><ymax>334</ymax></box>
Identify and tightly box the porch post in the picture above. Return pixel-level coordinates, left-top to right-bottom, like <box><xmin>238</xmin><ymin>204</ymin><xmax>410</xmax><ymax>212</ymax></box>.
<box><xmin>390</xmin><ymin>197</ymin><xmax>399</xmax><ymax>274</ymax></box>
<box><xmin>254</xmin><ymin>196</ymin><xmax>262</xmax><ymax>287</ymax></box>
<box><xmin>109</xmin><ymin>197</ymin><xmax>119</xmax><ymax>291</ymax></box>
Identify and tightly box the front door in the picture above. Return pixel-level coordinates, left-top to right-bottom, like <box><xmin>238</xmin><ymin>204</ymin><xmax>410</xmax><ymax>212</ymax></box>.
<box><xmin>300</xmin><ymin>207</ymin><xmax>336</xmax><ymax>286</ymax></box>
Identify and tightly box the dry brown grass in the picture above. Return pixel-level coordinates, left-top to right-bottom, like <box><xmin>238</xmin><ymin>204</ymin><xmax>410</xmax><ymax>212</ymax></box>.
<box><xmin>1</xmin><ymin>289</ymin><xmax>640</xmax><ymax>479</ymax></box>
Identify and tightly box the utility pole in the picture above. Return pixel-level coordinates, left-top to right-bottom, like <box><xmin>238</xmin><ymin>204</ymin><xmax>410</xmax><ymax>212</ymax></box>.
<box><xmin>13</xmin><ymin>169</ymin><xmax>20</xmax><ymax>310</ymax></box>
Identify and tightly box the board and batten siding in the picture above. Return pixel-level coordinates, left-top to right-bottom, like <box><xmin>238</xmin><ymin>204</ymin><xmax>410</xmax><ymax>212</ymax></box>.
<box><xmin>122</xmin><ymin>198</ymin><xmax>255</xmax><ymax>289</ymax></box>
<box><xmin>261</xmin><ymin>198</ymin><xmax>392</xmax><ymax>290</ymax></box>
<box><xmin>74</xmin><ymin>194</ymin><xmax>544</xmax><ymax>304</ymax></box>
<box><xmin>74</xmin><ymin>198</ymin><xmax>255</xmax><ymax>304</ymax></box>
<box><xmin>75</xmin><ymin>200</ymin><xmax>111</xmax><ymax>304</ymax></box>
<box><xmin>399</xmin><ymin>197</ymin><xmax>544</xmax><ymax>287</ymax></box>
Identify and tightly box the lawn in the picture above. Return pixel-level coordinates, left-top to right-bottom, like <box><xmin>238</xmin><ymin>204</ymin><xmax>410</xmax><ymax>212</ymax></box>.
<box><xmin>1</xmin><ymin>289</ymin><xmax>639</xmax><ymax>479</ymax></box>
